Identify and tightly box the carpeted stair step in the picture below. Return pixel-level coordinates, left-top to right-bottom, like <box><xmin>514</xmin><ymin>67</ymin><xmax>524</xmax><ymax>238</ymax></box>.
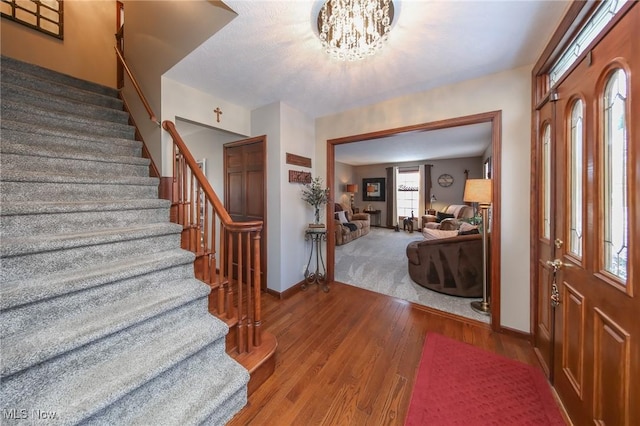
<box><xmin>0</xmin><ymin>299</ymin><xmax>229</xmax><ymax>424</ymax></box>
<box><xmin>1</xmin><ymin>55</ymin><xmax>119</xmax><ymax>99</ymax></box>
<box><xmin>0</xmin><ymin>55</ymin><xmax>249</xmax><ymax>424</ymax></box>
<box><xmin>0</xmin><ymin>199</ymin><xmax>170</xmax><ymax>237</ymax></box>
<box><xmin>1</xmin><ymin>257</ymin><xmax>197</xmax><ymax>337</ymax></box>
<box><xmin>1</xmin><ymin>98</ymin><xmax>135</xmax><ymax>140</ymax></box>
<box><xmin>0</xmin><ymin>66</ymin><xmax>123</xmax><ymax>110</ymax></box>
<box><xmin>0</xmin><ymin>223</ymin><xmax>182</xmax><ymax>281</ymax></box>
<box><xmin>1</xmin><ymin>81</ymin><xmax>130</xmax><ymax>125</ymax></box>
<box><xmin>0</xmin><ymin>143</ymin><xmax>150</xmax><ymax>178</ymax></box>
<box><xmin>87</xmin><ymin>343</ymin><xmax>249</xmax><ymax>425</ymax></box>
<box><xmin>0</xmin><ymin>120</ymin><xmax>142</xmax><ymax>158</ymax></box>
<box><xmin>0</xmin><ymin>170</ymin><xmax>159</xmax><ymax>202</ymax></box>
<box><xmin>0</xmin><ymin>249</ymin><xmax>195</xmax><ymax>312</ymax></box>
<box><xmin>1</xmin><ymin>276</ymin><xmax>210</xmax><ymax>378</ymax></box>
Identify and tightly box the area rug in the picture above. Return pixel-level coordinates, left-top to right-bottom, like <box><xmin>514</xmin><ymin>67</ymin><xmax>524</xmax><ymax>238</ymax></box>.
<box><xmin>405</xmin><ymin>333</ymin><xmax>565</xmax><ymax>426</ymax></box>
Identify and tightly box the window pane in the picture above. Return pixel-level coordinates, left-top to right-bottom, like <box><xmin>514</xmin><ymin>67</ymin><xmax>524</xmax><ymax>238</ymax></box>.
<box><xmin>569</xmin><ymin>100</ymin><xmax>584</xmax><ymax>257</ymax></box>
<box><xmin>603</xmin><ymin>69</ymin><xmax>628</xmax><ymax>282</ymax></box>
<box><xmin>396</xmin><ymin>170</ymin><xmax>420</xmax><ymax>219</ymax></box>
<box><xmin>550</xmin><ymin>0</ymin><xmax>626</xmax><ymax>86</ymax></box>
<box><xmin>542</xmin><ymin>124</ymin><xmax>551</xmax><ymax>239</ymax></box>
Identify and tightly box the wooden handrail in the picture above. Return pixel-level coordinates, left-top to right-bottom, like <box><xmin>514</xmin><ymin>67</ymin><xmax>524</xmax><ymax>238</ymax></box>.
<box><xmin>114</xmin><ymin>46</ymin><xmax>159</xmax><ymax>125</ymax></box>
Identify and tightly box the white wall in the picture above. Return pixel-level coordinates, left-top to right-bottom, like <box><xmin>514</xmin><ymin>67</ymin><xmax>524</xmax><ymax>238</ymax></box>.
<box><xmin>162</xmin><ymin>77</ymin><xmax>251</xmax><ymax>174</ymax></box>
<box><xmin>252</xmin><ymin>102</ymin><xmax>316</xmax><ymax>292</ymax></box>
<box><xmin>316</xmin><ymin>65</ymin><xmax>533</xmax><ymax>332</ymax></box>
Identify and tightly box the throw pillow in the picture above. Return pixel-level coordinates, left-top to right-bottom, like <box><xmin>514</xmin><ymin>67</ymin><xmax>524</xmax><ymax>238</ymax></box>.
<box><xmin>422</xmin><ymin>228</ymin><xmax>459</xmax><ymax>241</ymax></box>
<box><xmin>335</xmin><ymin>210</ymin><xmax>348</xmax><ymax>224</ymax></box>
<box><xmin>458</xmin><ymin>222</ymin><xmax>479</xmax><ymax>233</ymax></box>
<box><xmin>436</xmin><ymin>212</ymin><xmax>455</xmax><ymax>223</ymax></box>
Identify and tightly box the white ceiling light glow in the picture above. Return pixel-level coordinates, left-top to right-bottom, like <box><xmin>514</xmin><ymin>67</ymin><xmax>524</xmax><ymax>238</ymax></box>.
<box><xmin>317</xmin><ymin>0</ymin><xmax>395</xmax><ymax>61</ymax></box>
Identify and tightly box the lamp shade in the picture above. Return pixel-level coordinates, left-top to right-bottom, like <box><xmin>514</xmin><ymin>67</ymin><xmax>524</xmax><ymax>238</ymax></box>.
<box><xmin>463</xmin><ymin>179</ymin><xmax>492</xmax><ymax>204</ymax></box>
<box><xmin>346</xmin><ymin>184</ymin><xmax>358</xmax><ymax>193</ymax></box>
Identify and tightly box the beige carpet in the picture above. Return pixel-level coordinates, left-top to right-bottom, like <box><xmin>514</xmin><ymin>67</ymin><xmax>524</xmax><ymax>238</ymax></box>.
<box><xmin>334</xmin><ymin>227</ymin><xmax>489</xmax><ymax>323</ymax></box>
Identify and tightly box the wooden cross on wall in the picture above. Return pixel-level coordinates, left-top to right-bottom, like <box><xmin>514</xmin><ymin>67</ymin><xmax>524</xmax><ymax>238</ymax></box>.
<box><xmin>214</xmin><ymin>107</ymin><xmax>223</xmax><ymax>122</ymax></box>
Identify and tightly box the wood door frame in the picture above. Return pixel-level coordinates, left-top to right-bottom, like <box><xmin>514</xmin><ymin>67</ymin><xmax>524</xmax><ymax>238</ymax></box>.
<box><xmin>326</xmin><ymin>111</ymin><xmax>503</xmax><ymax>332</ymax></box>
<box><xmin>223</xmin><ymin>135</ymin><xmax>268</xmax><ymax>291</ymax></box>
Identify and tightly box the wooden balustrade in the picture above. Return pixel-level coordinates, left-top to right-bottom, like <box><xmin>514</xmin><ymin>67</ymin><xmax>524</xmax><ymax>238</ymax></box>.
<box><xmin>163</xmin><ymin>121</ymin><xmax>264</xmax><ymax>353</ymax></box>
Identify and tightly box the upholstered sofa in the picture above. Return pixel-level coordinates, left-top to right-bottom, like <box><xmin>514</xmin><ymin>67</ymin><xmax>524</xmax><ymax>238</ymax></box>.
<box><xmin>406</xmin><ymin>232</ymin><xmax>483</xmax><ymax>297</ymax></box>
<box><xmin>334</xmin><ymin>203</ymin><xmax>370</xmax><ymax>246</ymax></box>
<box><xmin>422</xmin><ymin>204</ymin><xmax>474</xmax><ymax>230</ymax></box>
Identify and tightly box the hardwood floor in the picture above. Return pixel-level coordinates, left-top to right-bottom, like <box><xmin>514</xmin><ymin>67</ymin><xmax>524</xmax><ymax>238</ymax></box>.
<box><xmin>227</xmin><ymin>282</ymin><xmax>544</xmax><ymax>425</ymax></box>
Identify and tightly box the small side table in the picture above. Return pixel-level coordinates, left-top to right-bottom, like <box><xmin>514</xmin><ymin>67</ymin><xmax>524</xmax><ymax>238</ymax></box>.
<box><xmin>363</xmin><ymin>209</ymin><xmax>382</xmax><ymax>227</ymax></box>
<box><xmin>303</xmin><ymin>227</ymin><xmax>329</xmax><ymax>292</ymax></box>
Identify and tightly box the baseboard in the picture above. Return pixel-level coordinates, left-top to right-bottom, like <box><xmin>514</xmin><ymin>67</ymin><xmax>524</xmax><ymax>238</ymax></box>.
<box><xmin>498</xmin><ymin>325</ymin><xmax>532</xmax><ymax>341</ymax></box>
<box><xmin>265</xmin><ymin>279</ymin><xmax>305</xmax><ymax>299</ymax></box>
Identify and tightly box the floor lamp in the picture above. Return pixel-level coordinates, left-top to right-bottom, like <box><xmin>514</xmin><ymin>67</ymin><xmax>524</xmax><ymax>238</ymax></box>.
<box><xmin>463</xmin><ymin>179</ymin><xmax>492</xmax><ymax>315</ymax></box>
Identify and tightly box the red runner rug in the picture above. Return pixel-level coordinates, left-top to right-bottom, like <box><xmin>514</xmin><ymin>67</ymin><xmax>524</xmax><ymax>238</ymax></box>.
<box><xmin>405</xmin><ymin>333</ymin><xmax>565</xmax><ymax>425</ymax></box>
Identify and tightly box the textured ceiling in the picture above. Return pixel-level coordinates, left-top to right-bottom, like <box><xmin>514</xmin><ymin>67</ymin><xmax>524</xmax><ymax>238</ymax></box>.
<box><xmin>165</xmin><ymin>0</ymin><xmax>569</xmax><ymax>164</ymax></box>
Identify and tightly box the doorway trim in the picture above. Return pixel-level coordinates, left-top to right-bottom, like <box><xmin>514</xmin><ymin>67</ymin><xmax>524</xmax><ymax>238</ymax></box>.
<box><xmin>326</xmin><ymin>110</ymin><xmax>502</xmax><ymax>332</ymax></box>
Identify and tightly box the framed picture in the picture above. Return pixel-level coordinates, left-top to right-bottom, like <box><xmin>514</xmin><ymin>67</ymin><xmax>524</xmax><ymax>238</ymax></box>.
<box><xmin>363</xmin><ymin>177</ymin><xmax>385</xmax><ymax>202</ymax></box>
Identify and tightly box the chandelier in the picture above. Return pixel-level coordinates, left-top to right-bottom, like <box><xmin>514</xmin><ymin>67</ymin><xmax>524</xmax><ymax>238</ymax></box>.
<box><xmin>317</xmin><ymin>0</ymin><xmax>395</xmax><ymax>61</ymax></box>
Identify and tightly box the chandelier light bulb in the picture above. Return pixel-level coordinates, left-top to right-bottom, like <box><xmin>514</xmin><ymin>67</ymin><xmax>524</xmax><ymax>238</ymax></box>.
<box><xmin>317</xmin><ymin>0</ymin><xmax>395</xmax><ymax>61</ymax></box>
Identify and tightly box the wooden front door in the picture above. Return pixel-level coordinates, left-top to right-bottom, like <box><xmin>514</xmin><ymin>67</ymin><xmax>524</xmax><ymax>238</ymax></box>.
<box><xmin>534</xmin><ymin>4</ymin><xmax>639</xmax><ymax>424</ymax></box>
<box><xmin>224</xmin><ymin>136</ymin><xmax>267</xmax><ymax>290</ymax></box>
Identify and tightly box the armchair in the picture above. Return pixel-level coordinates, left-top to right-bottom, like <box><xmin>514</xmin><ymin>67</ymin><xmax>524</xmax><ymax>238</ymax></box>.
<box><xmin>406</xmin><ymin>233</ymin><xmax>483</xmax><ymax>297</ymax></box>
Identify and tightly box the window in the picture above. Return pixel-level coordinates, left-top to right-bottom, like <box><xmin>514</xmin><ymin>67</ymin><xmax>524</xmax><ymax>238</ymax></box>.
<box><xmin>542</xmin><ymin>123</ymin><xmax>551</xmax><ymax>240</ymax></box>
<box><xmin>1</xmin><ymin>0</ymin><xmax>63</xmax><ymax>39</ymax></box>
<box><xmin>396</xmin><ymin>168</ymin><xmax>420</xmax><ymax>220</ymax></box>
<box><xmin>549</xmin><ymin>0</ymin><xmax>625</xmax><ymax>87</ymax></box>
<box><xmin>569</xmin><ymin>100</ymin><xmax>584</xmax><ymax>258</ymax></box>
<box><xmin>602</xmin><ymin>69</ymin><xmax>628</xmax><ymax>282</ymax></box>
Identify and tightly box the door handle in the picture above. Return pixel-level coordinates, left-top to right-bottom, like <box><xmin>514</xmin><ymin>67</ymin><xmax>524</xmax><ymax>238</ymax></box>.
<box><xmin>546</xmin><ymin>259</ymin><xmax>566</xmax><ymax>271</ymax></box>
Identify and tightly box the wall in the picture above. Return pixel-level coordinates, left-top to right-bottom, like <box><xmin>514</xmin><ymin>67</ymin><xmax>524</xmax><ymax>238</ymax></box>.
<box><xmin>334</xmin><ymin>162</ymin><xmax>356</xmax><ymax>208</ymax></box>
<box><xmin>121</xmin><ymin>0</ymin><xmax>236</xmax><ymax>174</ymax></box>
<box><xmin>162</xmin><ymin>77</ymin><xmax>251</xmax><ymax>174</ymax></box>
<box><xmin>251</xmin><ymin>102</ymin><xmax>315</xmax><ymax>293</ymax></box>
<box><xmin>1</xmin><ymin>1</ymin><xmax>116</xmax><ymax>87</ymax></box>
<box><xmin>317</xmin><ymin>65</ymin><xmax>532</xmax><ymax>332</ymax></box>
<box><xmin>344</xmin><ymin>157</ymin><xmax>483</xmax><ymax>226</ymax></box>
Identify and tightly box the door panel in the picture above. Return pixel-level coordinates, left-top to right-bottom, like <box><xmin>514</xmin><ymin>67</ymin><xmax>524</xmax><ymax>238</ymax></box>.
<box><xmin>537</xmin><ymin>4</ymin><xmax>639</xmax><ymax>424</ymax></box>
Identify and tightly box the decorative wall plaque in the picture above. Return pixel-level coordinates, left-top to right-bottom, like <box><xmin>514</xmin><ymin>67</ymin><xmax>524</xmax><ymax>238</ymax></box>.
<box><xmin>286</xmin><ymin>153</ymin><xmax>311</xmax><ymax>168</ymax></box>
<box><xmin>289</xmin><ymin>170</ymin><xmax>312</xmax><ymax>184</ymax></box>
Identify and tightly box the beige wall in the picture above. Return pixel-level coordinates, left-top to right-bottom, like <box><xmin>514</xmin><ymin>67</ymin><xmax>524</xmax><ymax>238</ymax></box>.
<box><xmin>1</xmin><ymin>0</ymin><xmax>116</xmax><ymax>87</ymax></box>
<box><xmin>316</xmin><ymin>65</ymin><xmax>533</xmax><ymax>332</ymax></box>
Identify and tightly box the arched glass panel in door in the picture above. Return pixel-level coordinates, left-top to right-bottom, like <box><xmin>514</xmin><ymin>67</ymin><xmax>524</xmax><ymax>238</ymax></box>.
<box><xmin>602</xmin><ymin>68</ymin><xmax>628</xmax><ymax>282</ymax></box>
<box><xmin>542</xmin><ymin>123</ymin><xmax>551</xmax><ymax>240</ymax></box>
<box><xmin>569</xmin><ymin>100</ymin><xmax>584</xmax><ymax>258</ymax></box>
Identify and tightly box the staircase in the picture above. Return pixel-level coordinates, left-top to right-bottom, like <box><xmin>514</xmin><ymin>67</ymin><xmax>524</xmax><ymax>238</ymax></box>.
<box><xmin>0</xmin><ymin>56</ymin><xmax>249</xmax><ymax>424</ymax></box>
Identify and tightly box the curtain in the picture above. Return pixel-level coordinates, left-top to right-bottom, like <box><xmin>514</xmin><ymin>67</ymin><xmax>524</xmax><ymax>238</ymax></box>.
<box><xmin>386</xmin><ymin>166</ymin><xmax>395</xmax><ymax>227</ymax></box>
<box><xmin>424</xmin><ymin>164</ymin><xmax>432</xmax><ymax>214</ymax></box>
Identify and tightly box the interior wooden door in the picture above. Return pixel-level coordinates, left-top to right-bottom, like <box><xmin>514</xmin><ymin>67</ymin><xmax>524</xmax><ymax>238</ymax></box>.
<box><xmin>541</xmin><ymin>5</ymin><xmax>639</xmax><ymax>424</ymax></box>
<box><xmin>224</xmin><ymin>136</ymin><xmax>267</xmax><ymax>290</ymax></box>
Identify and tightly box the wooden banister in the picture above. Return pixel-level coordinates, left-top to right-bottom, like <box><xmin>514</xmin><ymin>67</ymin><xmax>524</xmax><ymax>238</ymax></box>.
<box><xmin>114</xmin><ymin>46</ymin><xmax>159</xmax><ymax>125</ymax></box>
<box><xmin>162</xmin><ymin>120</ymin><xmax>264</xmax><ymax>355</ymax></box>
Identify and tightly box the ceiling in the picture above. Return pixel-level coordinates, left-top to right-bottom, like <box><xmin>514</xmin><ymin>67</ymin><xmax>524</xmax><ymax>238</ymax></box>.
<box><xmin>165</xmin><ymin>0</ymin><xmax>570</xmax><ymax>164</ymax></box>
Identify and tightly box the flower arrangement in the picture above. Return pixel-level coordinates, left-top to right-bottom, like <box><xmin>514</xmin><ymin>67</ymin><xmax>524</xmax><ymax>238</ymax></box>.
<box><xmin>301</xmin><ymin>176</ymin><xmax>330</xmax><ymax>224</ymax></box>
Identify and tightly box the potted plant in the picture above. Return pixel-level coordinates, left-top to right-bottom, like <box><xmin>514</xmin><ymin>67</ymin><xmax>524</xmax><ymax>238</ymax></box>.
<box><xmin>301</xmin><ymin>176</ymin><xmax>330</xmax><ymax>226</ymax></box>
